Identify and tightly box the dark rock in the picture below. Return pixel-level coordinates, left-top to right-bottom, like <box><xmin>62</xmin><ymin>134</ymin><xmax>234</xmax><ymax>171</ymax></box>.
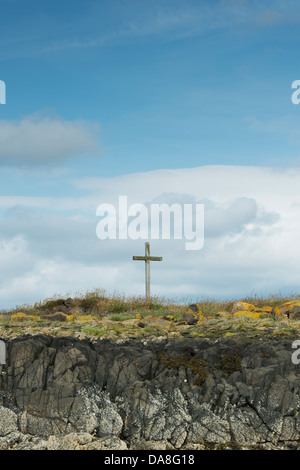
<box><xmin>64</xmin><ymin>298</ymin><xmax>75</xmax><ymax>308</ymax></box>
<box><xmin>0</xmin><ymin>334</ymin><xmax>300</xmax><ymax>449</ymax></box>
<box><xmin>184</xmin><ymin>303</ymin><xmax>202</xmax><ymax>325</ymax></box>
<box><xmin>44</xmin><ymin>312</ymin><xmax>68</xmax><ymax>322</ymax></box>
<box><xmin>288</xmin><ymin>305</ymin><xmax>300</xmax><ymax>319</ymax></box>
<box><xmin>53</xmin><ymin>305</ymin><xmax>70</xmax><ymax>314</ymax></box>
<box><xmin>187</xmin><ymin>303</ymin><xmax>199</xmax><ymax>313</ymax></box>
<box><xmin>272</xmin><ymin>301</ymin><xmax>300</xmax><ymax>319</ymax></box>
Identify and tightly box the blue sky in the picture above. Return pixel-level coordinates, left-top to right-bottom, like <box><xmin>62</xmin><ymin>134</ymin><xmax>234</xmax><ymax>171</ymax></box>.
<box><xmin>2</xmin><ymin>0</ymin><xmax>300</xmax><ymax>175</ymax></box>
<box><xmin>1</xmin><ymin>0</ymin><xmax>300</xmax><ymax>307</ymax></box>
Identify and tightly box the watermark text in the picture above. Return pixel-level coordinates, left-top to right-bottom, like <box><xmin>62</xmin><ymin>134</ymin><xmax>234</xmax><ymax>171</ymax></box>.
<box><xmin>0</xmin><ymin>80</ymin><xmax>6</xmax><ymax>104</ymax></box>
<box><xmin>0</xmin><ymin>340</ymin><xmax>6</xmax><ymax>364</ymax></box>
<box><xmin>96</xmin><ymin>196</ymin><xmax>204</xmax><ymax>250</ymax></box>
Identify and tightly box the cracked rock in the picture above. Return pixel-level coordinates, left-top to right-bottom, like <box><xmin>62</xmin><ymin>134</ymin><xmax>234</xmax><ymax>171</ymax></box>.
<box><xmin>0</xmin><ymin>334</ymin><xmax>300</xmax><ymax>449</ymax></box>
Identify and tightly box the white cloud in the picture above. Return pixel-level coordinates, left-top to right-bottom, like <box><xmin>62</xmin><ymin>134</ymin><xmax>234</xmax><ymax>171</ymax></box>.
<box><xmin>1</xmin><ymin>165</ymin><xmax>300</xmax><ymax>308</ymax></box>
<box><xmin>74</xmin><ymin>165</ymin><xmax>300</xmax><ymax>213</ymax></box>
<box><xmin>0</xmin><ymin>112</ymin><xmax>100</xmax><ymax>165</ymax></box>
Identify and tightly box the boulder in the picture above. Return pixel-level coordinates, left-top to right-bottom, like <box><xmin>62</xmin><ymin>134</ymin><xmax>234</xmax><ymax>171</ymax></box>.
<box><xmin>184</xmin><ymin>303</ymin><xmax>203</xmax><ymax>325</ymax></box>
<box><xmin>232</xmin><ymin>301</ymin><xmax>255</xmax><ymax>314</ymax></box>
<box><xmin>44</xmin><ymin>312</ymin><xmax>68</xmax><ymax>322</ymax></box>
<box><xmin>231</xmin><ymin>302</ymin><xmax>273</xmax><ymax>318</ymax></box>
<box><xmin>272</xmin><ymin>301</ymin><xmax>300</xmax><ymax>319</ymax></box>
<box><xmin>64</xmin><ymin>297</ymin><xmax>75</xmax><ymax>308</ymax></box>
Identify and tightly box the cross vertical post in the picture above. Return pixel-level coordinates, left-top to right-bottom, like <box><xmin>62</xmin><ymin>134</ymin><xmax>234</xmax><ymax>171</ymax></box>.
<box><xmin>133</xmin><ymin>242</ymin><xmax>163</xmax><ymax>299</ymax></box>
<box><xmin>145</xmin><ymin>241</ymin><xmax>150</xmax><ymax>299</ymax></box>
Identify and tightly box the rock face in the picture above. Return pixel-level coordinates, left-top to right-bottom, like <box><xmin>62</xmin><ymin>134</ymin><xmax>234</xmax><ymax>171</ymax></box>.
<box><xmin>0</xmin><ymin>334</ymin><xmax>300</xmax><ymax>449</ymax></box>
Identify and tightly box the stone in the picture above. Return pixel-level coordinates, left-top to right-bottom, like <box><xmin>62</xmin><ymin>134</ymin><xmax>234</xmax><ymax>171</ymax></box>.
<box><xmin>0</xmin><ymin>407</ymin><xmax>18</xmax><ymax>436</ymax></box>
<box><xmin>44</xmin><ymin>312</ymin><xmax>68</xmax><ymax>322</ymax></box>
<box><xmin>69</xmin><ymin>307</ymin><xmax>85</xmax><ymax>316</ymax></box>
<box><xmin>64</xmin><ymin>297</ymin><xmax>75</xmax><ymax>308</ymax></box>
<box><xmin>231</xmin><ymin>301</ymin><xmax>256</xmax><ymax>314</ymax></box>
<box><xmin>184</xmin><ymin>303</ymin><xmax>203</xmax><ymax>325</ymax></box>
<box><xmin>53</xmin><ymin>305</ymin><xmax>70</xmax><ymax>314</ymax></box>
<box><xmin>273</xmin><ymin>301</ymin><xmax>300</xmax><ymax>319</ymax></box>
<box><xmin>130</xmin><ymin>439</ymin><xmax>175</xmax><ymax>450</ymax></box>
<box><xmin>97</xmin><ymin>436</ymin><xmax>128</xmax><ymax>450</ymax></box>
<box><xmin>1</xmin><ymin>334</ymin><xmax>300</xmax><ymax>449</ymax></box>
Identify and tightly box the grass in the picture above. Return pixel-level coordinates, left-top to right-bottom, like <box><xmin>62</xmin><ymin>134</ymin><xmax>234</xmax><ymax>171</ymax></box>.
<box><xmin>2</xmin><ymin>289</ymin><xmax>300</xmax><ymax>341</ymax></box>
<box><xmin>40</xmin><ymin>299</ymin><xmax>68</xmax><ymax>310</ymax></box>
<box><xmin>81</xmin><ymin>325</ymin><xmax>107</xmax><ymax>337</ymax></box>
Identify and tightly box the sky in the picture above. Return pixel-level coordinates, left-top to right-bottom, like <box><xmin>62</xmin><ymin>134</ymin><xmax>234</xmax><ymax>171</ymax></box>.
<box><xmin>1</xmin><ymin>0</ymin><xmax>300</xmax><ymax>308</ymax></box>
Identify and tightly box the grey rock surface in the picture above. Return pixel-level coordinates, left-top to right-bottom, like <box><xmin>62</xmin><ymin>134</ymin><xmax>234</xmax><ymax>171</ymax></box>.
<box><xmin>0</xmin><ymin>334</ymin><xmax>300</xmax><ymax>449</ymax></box>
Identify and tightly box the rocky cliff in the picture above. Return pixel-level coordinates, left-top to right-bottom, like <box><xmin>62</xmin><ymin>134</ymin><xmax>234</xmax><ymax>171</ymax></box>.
<box><xmin>0</xmin><ymin>333</ymin><xmax>300</xmax><ymax>450</ymax></box>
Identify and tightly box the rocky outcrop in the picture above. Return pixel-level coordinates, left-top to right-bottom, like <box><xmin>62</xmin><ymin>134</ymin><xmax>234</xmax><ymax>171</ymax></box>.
<box><xmin>0</xmin><ymin>334</ymin><xmax>300</xmax><ymax>449</ymax></box>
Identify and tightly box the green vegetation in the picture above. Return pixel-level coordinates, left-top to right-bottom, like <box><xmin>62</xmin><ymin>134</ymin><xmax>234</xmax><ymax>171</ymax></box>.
<box><xmin>106</xmin><ymin>313</ymin><xmax>131</xmax><ymax>322</ymax></box>
<box><xmin>40</xmin><ymin>299</ymin><xmax>68</xmax><ymax>310</ymax></box>
<box><xmin>1</xmin><ymin>289</ymin><xmax>300</xmax><ymax>341</ymax></box>
<box><xmin>157</xmin><ymin>352</ymin><xmax>209</xmax><ymax>385</ymax></box>
<box><xmin>217</xmin><ymin>350</ymin><xmax>242</xmax><ymax>376</ymax></box>
<box><xmin>81</xmin><ymin>325</ymin><xmax>107</xmax><ymax>337</ymax></box>
<box><xmin>80</xmin><ymin>293</ymin><xmax>102</xmax><ymax>312</ymax></box>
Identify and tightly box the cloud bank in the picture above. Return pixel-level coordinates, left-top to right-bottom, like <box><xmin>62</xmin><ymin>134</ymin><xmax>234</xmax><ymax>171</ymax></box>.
<box><xmin>0</xmin><ymin>165</ymin><xmax>299</xmax><ymax>308</ymax></box>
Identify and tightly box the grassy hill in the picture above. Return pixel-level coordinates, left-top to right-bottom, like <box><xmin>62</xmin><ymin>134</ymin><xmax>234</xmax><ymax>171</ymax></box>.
<box><xmin>1</xmin><ymin>290</ymin><xmax>300</xmax><ymax>342</ymax></box>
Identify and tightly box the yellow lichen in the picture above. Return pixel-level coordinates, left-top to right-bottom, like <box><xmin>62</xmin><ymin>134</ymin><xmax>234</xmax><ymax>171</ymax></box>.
<box><xmin>11</xmin><ymin>312</ymin><xmax>27</xmax><ymax>321</ymax></box>
<box><xmin>232</xmin><ymin>301</ymin><xmax>256</xmax><ymax>313</ymax></box>
<box><xmin>233</xmin><ymin>310</ymin><xmax>261</xmax><ymax>319</ymax></box>
<box><xmin>217</xmin><ymin>311</ymin><xmax>231</xmax><ymax>318</ymax></box>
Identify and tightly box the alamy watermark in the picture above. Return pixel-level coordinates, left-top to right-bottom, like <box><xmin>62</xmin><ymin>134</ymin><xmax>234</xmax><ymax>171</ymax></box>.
<box><xmin>96</xmin><ymin>196</ymin><xmax>204</xmax><ymax>250</ymax></box>
<box><xmin>0</xmin><ymin>80</ymin><xmax>6</xmax><ymax>104</ymax></box>
<box><xmin>291</xmin><ymin>340</ymin><xmax>300</xmax><ymax>364</ymax></box>
<box><xmin>0</xmin><ymin>340</ymin><xmax>6</xmax><ymax>364</ymax></box>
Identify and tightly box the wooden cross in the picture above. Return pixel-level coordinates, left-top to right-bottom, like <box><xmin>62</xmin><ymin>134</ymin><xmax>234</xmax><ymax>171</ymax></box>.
<box><xmin>133</xmin><ymin>242</ymin><xmax>163</xmax><ymax>299</ymax></box>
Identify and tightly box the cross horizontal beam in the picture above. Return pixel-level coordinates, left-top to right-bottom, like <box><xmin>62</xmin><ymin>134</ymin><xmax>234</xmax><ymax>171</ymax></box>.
<box><xmin>132</xmin><ymin>256</ymin><xmax>162</xmax><ymax>261</ymax></box>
